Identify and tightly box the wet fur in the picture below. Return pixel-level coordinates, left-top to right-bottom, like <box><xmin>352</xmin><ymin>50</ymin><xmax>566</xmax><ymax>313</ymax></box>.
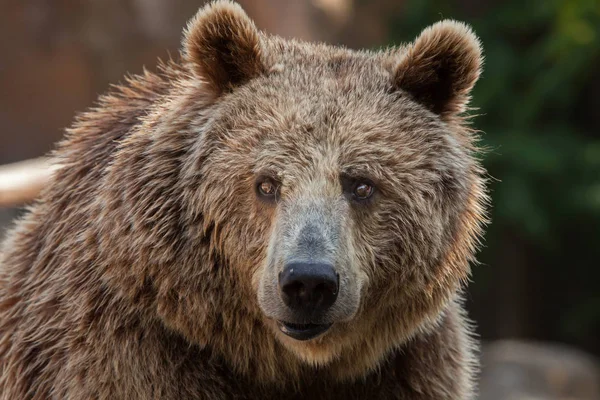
<box><xmin>0</xmin><ymin>1</ymin><xmax>487</xmax><ymax>398</ymax></box>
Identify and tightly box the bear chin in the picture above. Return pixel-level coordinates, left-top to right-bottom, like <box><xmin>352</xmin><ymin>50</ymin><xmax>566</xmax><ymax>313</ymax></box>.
<box><xmin>276</xmin><ymin>320</ymin><xmax>333</xmax><ymax>341</ymax></box>
<box><xmin>268</xmin><ymin>319</ymin><xmax>344</xmax><ymax>366</ymax></box>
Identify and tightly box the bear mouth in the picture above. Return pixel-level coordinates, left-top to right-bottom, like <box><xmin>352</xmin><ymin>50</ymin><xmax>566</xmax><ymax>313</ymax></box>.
<box><xmin>277</xmin><ymin>321</ymin><xmax>333</xmax><ymax>341</ymax></box>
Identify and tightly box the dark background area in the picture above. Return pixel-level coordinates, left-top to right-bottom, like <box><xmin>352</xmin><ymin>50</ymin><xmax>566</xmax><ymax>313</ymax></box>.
<box><xmin>1</xmin><ymin>0</ymin><xmax>599</xmax><ymax>394</ymax></box>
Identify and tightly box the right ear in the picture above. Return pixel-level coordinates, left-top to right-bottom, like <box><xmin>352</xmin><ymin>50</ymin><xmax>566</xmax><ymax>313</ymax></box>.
<box><xmin>182</xmin><ymin>1</ymin><xmax>265</xmax><ymax>94</ymax></box>
<box><xmin>393</xmin><ymin>20</ymin><xmax>483</xmax><ymax>117</ymax></box>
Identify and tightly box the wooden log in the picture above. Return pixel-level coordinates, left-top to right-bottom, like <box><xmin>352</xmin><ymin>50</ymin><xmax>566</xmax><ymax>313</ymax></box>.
<box><xmin>0</xmin><ymin>158</ymin><xmax>59</xmax><ymax>207</ymax></box>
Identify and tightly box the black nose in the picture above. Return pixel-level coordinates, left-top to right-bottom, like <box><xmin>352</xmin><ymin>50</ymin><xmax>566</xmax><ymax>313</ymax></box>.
<box><xmin>279</xmin><ymin>262</ymin><xmax>339</xmax><ymax>314</ymax></box>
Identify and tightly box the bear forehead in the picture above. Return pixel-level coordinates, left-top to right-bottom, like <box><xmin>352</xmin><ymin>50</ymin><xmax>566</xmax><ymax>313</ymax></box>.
<box><xmin>214</xmin><ymin>76</ymin><xmax>445</xmax><ymax>161</ymax></box>
<box><xmin>204</xmin><ymin>38</ymin><xmax>453</xmax><ymax>180</ymax></box>
<box><xmin>212</xmin><ymin>95</ymin><xmax>451</xmax><ymax>191</ymax></box>
<box><xmin>212</xmin><ymin>36</ymin><xmax>439</xmax><ymax>135</ymax></box>
<box><xmin>260</xmin><ymin>36</ymin><xmax>398</xmax><ymax>92</ymax></box>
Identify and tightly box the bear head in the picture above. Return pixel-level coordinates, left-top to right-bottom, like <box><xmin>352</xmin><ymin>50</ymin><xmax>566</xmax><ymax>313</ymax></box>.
<box><xmin>99</xmin><ymin>0</ymin><xmax>487</xmax><ymax>382</ymax></box>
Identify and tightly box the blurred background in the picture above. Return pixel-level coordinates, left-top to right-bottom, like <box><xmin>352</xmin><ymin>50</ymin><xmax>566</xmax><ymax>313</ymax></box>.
<box><xmin>1</xmin><ymin>0</ymin><xmax>599</xmax><ymax>398</ymax></box>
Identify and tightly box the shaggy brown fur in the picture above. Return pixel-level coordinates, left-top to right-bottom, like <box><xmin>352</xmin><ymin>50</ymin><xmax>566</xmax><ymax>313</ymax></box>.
<box><xmin>0</xmin><ymin>1</ymin><xmax>487</xmax><ymax>399</ymax></box>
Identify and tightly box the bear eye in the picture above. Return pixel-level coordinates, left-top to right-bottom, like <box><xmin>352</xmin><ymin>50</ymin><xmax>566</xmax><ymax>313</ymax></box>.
<box><xmin>259</xmin><ymin>181</ymin><xmax>276</xmax><ymax>196</ymax></box>
<box><xmin>340</xmin><ymin>174</ymin><xmax>377</xmax><ymax>203</ymax></box>
<box><xmin>256</xmin><ymin>177</ymin><xmax>279</xmax><ymax>202</ymax></box>
<box><xmin>353</xmin><ymin>182</ymin><xmax>374</xmax><ymax>200</ymax></box>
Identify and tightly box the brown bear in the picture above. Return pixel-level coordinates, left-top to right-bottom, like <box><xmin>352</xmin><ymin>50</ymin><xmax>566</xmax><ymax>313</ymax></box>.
<box><xmin>0</xmin><ymin>1</ymin><xmax>487</xmax><ymax>399</ymax></box>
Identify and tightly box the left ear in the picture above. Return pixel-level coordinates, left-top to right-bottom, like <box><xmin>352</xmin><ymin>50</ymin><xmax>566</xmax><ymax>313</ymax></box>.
<box><xmin>182</xmin><ymin>0</ymin><xmax>265</xmax><ymax>95</ymax></box>
<box><xmin>393</xmin><ymin>20</ymin><xmax>483</xmax><ymax>117</ymax></box>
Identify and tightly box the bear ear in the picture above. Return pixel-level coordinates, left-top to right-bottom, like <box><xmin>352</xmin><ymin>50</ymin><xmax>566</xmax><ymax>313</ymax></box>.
<box><xmin>183</xmin><ymin>0</ymin><xmax>265</xmax><ymax>94</ymax></box>
<box><xmin>393</xmin><ymin>20</ymin><xmax>483</xmax><ymax>117</ymax></box>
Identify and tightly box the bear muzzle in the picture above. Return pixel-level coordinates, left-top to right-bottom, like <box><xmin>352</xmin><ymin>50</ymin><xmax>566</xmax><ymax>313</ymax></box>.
<box><xmin>276</xmin><ymin>262</ymin><xmax>339</xmax><ymax>340</ymax></box>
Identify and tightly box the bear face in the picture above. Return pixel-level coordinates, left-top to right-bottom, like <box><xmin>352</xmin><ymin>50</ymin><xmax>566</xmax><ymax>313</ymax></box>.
<box><xmin>0</xmin><ymin>1</ymin><xmax>486</xmax><ymax>391</ymax></box>
<box><xmin>148</xmin><ymin>1</ymin><xmax>487</xmax><ymax>371</ymax></box>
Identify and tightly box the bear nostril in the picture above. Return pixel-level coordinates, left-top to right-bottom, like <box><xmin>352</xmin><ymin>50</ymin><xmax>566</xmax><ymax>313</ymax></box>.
<box><xmin>281</xmin><ymin>281</ymin><xmax>305</xmax><ymax>308</ymax></box>
<box><xmin>315</xmin><ymin>282</ymin><xmax>335</xmax><ymax>298</ymax></box>
<box><xmin>279</xmin><ymin>262</ymin><xmax>339</xmax><ymax>314</ymax></box>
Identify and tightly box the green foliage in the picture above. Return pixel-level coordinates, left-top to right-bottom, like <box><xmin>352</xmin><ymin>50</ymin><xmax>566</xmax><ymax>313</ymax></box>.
<box><xmin>389</xmin><ymin>0</ymin><xmax>600</xmax><ymax>350</ymax></box>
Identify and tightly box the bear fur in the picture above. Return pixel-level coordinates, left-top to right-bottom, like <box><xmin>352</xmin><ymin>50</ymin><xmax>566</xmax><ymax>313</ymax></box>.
<box><xmin>0</xmin><ymin>1</ymin><xmax>487</xmax><ymax>399</ymax></box>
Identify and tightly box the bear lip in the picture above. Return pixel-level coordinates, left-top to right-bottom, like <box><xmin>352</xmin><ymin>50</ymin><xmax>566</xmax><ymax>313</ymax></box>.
<box><xmin>277</xmin><ymin>321</ymin><xmax>333</xmax><ymax>341</ymax></box>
